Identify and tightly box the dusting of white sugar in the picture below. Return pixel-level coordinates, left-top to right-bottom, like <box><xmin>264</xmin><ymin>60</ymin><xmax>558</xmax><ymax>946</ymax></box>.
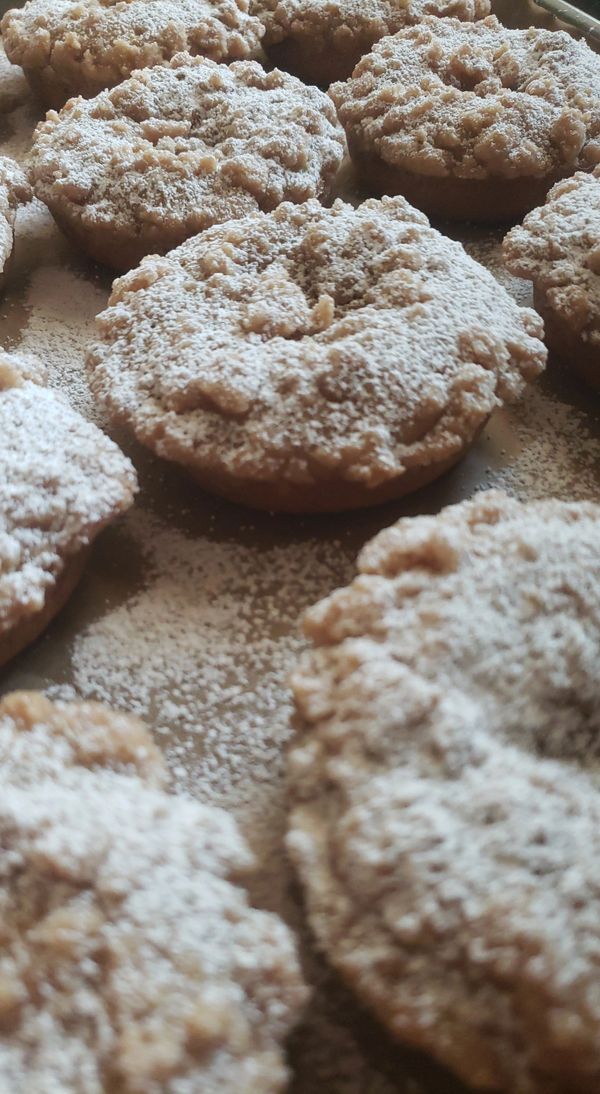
<box><xmin>2</xmin><ymin>26</ymin><xmax>600</xmax><ymax>1092</ymax></box>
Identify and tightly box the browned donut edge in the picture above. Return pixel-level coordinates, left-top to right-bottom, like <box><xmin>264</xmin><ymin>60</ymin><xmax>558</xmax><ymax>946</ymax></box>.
<box><xmin>347</xmin><ymin>136</ymin><xmax>569</xmax><ymax>224</ymax></box>
<box><xmin>534</xmin><ymin>286</ymin><xmax>600</xmax><ymax>392</ymax></box>
<box><xmin>40</xmin><ymin>121</ymin><xmax>342</xmax><ymax>272</ymax></box>
<box><xmin>47</xmin><ymin>202</ymin><xmax>191</xmax><ymax>272</ymax></box>
<box><xmin>0</xmin><ymin>546</ymin><xmax>90</xmax><ymax>669</ymax></box>
<box><xmin>22</xmin><ymin>65</ymin><xmax>106</xmax><ymax>111</ymax></box>
<box><xmin>264</xmin><ymin>36</ymin><xmax>369</xmax><ymax>87</ymax></box>
<box><xmin>181</xmin><ymin>419</ymin><xmax>490</xmax><ymax>513</ymax></box>
<box><xmin>0</xmin><ymin>240</ymin><xmax>15</xmax><ymax>295</ymax></box>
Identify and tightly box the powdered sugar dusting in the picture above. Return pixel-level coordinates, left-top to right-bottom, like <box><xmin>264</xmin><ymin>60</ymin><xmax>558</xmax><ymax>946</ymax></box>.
<box><xmin>332</xmin><ymin>17</ymin><xmax>600</xmax><ymax>179</ymax></box>
<box><xmin>2</xmin><ymin>15</ymin><xmax>600</xmax><ymax>1089</ymax></box>
<box><xmin>52</xmin><ymin>507</ymin><xmax>353</xmax><ymax>829</ymax></box>
<box><xmin>0</xmin><ymin>691</ymin><xmax>306</xmax><ymax>1093</ymax></box>
<box><xmin>30</xmin><ymin>56</ymin><xmax>344</xmax><ymax>267</ymax></box>
<box><xmin>288</xmin><ymin>492</ymin><xmax>600</xmax><ymax>1092</ymax></box>
<box><xmin>0</xmin><ymin>373</ymin><xmax>136</xmax><ymax>639</ymax></box>
<box><xmin>504</xmin><ymin>168</ymin><xmax>600</xmax><ymax>347</ymax></box>
<box><xmin>88</xmin><ymin>196</ymin><xmax>545</xmax><ymax>503</ymax></box>
<box><xmin>2</xmin><ymin>0</ymin><xmax>264</xmax><ymax>105</ymax></box>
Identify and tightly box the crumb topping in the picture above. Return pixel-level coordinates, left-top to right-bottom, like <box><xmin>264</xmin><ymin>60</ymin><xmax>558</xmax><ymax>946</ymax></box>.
<box><xmin>504</xmin><ymin>167</ymin><xmax>600</xmax><ymax>347</ymax></box>
<box><xmin>331</xmin><ymin>17</ymin><xmax>600</xmax><ymax>180</ymax></box>
<box><xmin>259</xmin><ymin>0</ymin><xmax>488</xmax><ymax>55</ymax></box>
<box><xmin>87</xmin><ymin>197</ymin><xmax>545</xmax><ymax>491</ymax></box>
<box><xmin>30</xmin><ymin>55</ymin><xmax>344</xmax><ymax>245</ymax></box>
<box><xmin>288</xmin><ymin>490</ymin><xmax>600</xmax><ymax>1094</ymax></box>
<box><xmin>0</xmin><ymin>356</ymin><xmax>137</xmax><ymax>637</ymax></box>
<box><xmin>0</xmin><ymin>156</ymin><xmax>31</xmax><ymax>274</ymax></box>
<box><xmin>0</xmin><ymin>690</ymin><xmax>307</xmax><ymax>1092</ymax></box>
<box><xmin>1</xmin><ymin>0</ymin><xmax>263</xmax><ymax>93</ymax></box>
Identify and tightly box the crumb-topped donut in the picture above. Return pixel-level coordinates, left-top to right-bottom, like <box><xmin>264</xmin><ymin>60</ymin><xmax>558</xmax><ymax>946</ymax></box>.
<box><xmin>1</xmin><ymin>0</ymin><xmax>264</xmax><ymax>111</ymax></box>
<box><xmin>0</xmin><ymin>157</ymin><xmax>31</xmax><ymax>290</ymax></box>
<box><xmin>0</xmin><ymin>44</ymin><xmax>30</xmax><ymax>113</ymax></box>
<box><xmin>258</xmin><ymin>0</ymin><xmax>489</xmax><ymax>90</ymax></box>
<box><xmin>0</xmin><ymin>690</ymin><xmax>307</xmax><ymax>1091</ymax></box>
<box><xmin>331</xmin><ymin>16</ymin><xmax>600</xmax><ymax>222</ymax></box>
<box><xmin>0</xmin><ymin>354</ymin><xmax>137</xmax><ymax>667</ymax></box>
<box><xmin>29</xmin><ymin>55</ymin><xmax>345</xmax><ymax>271</ymax></box>
<box><xmin>287</xmin><ymin>490</ymin><xmax>600</xmax><ymax>1094</ymax></box>
<box><xmin>86</xmin><ymin>197</ymin><xmax>546</xmax><ymax>513</ymax></box>
<box><xmin>504</xmin><ymin>167</ymin><xmax>600</xmax><ymax>392</ymax></box>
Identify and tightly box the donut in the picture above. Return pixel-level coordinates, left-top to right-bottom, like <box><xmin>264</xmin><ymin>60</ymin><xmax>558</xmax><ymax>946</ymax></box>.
<box><xmin>86</xmin><ymin>197</ymin><xmax>546</xmax><ymax>514</ymax></box>
<box><xmin>287</xmin><ymin>490</ymin><xmax>600</xmax><ymax>1094</ymax></box>
<box><xmin>0</xmin><ymin>43</ymin><xmax>30</xmax><ymax>114</ymax></box>
<box><xmin>0</xmin><ymin>354</ymin><xmax>137</xmax><ymax>668</ymax></box>
<box><xmin>0</xmin><ymin>690</ymin><xmax>307</xmax><ymax>1091</ymax></box>
<box><xmin>0</xmin><ymin>0</ymin><xmax>264</xmax><ymax>110</ymax></box>
<box><xmin>503</xmin><ymin>167</ymin><xmax>600</xmax><ymax>391</ymax></box>
<box><xmin>331</xmin><ymin>16</ymin><xmax>600</xmax><ymax>223</ymax></box>
<box><xmin>0</xmin><ymin>157</ymin><xmax>31</xmax><ymax>291</ymax></box>
<box><xmin>29</xmin><ymin>55</ymin><xmax>345</xmax><ymax>272</ymax></box>
<box><xmin>258</xmin><ymin>0</ymin><xmax>489</xmax><ymax>89</ymax></box>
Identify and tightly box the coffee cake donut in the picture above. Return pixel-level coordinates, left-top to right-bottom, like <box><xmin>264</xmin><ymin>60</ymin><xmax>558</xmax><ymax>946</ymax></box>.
<box><xmin>0</xmin><ymin>354</ymin><xmax>137</xmax><ymax>667</ymax></box>
<box><xmin>287</xmin><ymin>490</ymin><xmax>600</xmax><ymax>1094</ymax></box>
<box><xmin>331</xmin><ymin>16</ymin><xmax>600</xmax><ymax>222</ymax></box>
<box><xmin>0</xmin><ymin>690</ymin><xmax>307</xmax><ymax>1091</ymax></box>
<box><xmin>29</xmin><ymin>55</ymin><xmax>345</xmax><ymax>271</ymax></box>
<box><xmin>504</xmin><ymin>168</ymin><xmax>600</xmax><ymax>392</ymax></box>
<box><xmin>258</xmin><ymin>0</ymin><xmax>489</xmax><ymax>90</ymax></box>
<box><xmin>1</xmin><ymin>0</ymin><xmax>264</xmax><ymax>110</ymax></box>
<box><xmin>86</xmin><ymin>197</ymin><xmax>546</xmax><ymax>513</ymax></box>
<box><xmin>0</xmin><ymin>157</ymin><xmax>31</xmax><ymax>291</ymax></box>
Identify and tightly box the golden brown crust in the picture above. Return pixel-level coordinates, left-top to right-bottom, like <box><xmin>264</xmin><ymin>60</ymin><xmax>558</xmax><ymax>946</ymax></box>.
<box><xmin>186</xmin><ymin>432</ymin><xmax>486</xmax><ymax>512</ymax></box>
<box><xmin>534</xmin><ymin>286</ymin><xmax>600</xmax><ymax>392</ymax></box>
<box><xmin>0</xmin><ymin>157</ymin><xmax>31</xmax><ymax>283</ymax></box>
<box><xmin>19</xmin><ymin>63</ymin><xmax>79</xmax><ymax>112</ymax></box>
<box><xmin>346</xmin><ymin>135</ymin><xmax>570</xmax><ymax>223</ymax></box>
<box><xmin>87</xmin><ymin>197</ymin><xmax>545</xmax><ymax>513</ymax></box>
<box><xmin>0</xmin><ymin>546</ymin><xmax>89</xmax><ymax>669</ymax></box>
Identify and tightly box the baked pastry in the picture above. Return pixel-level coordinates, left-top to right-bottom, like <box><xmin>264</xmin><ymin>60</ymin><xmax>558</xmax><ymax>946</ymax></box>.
<box><xmin>331</xmin><ymin>16</ymin><xmax>600</xmax><ymax>222</ymax></box>
<box><xmin>29</xmin><ymin>55</ymin><xmax>345</xmax><ymax>271</ymax></box>
<box><xmin>1</xmin><ymin>0</ymin><xmax>264</xmax><ymax>110</ymax></box>
<box><xmin>0</xmin><ymin>43</ymin><xmax>30</xmax><ymax>113</ymax></box>
<box><xmin>0</xmin><ymin>353</ymin><xmax>137</xmax><ymax>667</ymax></box>
<box><xmin>503</xmin><ymin>168</ymin><xmax>600</xmax><ymax>391</ymax></box>
<box><xmin>0</xmin><ymin>157</ymin><xmax>31</xmax><ymax>290</ymax></box>
<box><xmin>0</xmin><ymin>689</ymin><xmax>307</xmax><ymax>1091</ymax></box>
<box><xmin>287</xmin><ymin>490</ymin><xmax>600</xmax><ymax>1094</ymax></box>
<box><xmin>86</xmin><ymin>196</ymin><xmax>546</xmax><ymax>513</ymax></box>
<box><xmin>258</xmin><ymin>0</ymin><xmax>489</xmax><ymax>89</ymax></box>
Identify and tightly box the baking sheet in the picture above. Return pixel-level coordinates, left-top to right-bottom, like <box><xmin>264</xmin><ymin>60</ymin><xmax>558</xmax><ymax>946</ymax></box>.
<box><xmin>1</xmin><ymin>3</ymin><xmax>599</xmax><ymax>1090</ymax></box>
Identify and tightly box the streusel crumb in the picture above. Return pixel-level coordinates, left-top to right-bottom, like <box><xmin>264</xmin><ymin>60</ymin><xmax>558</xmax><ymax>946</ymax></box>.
<box><xmin>0</xmin><ymin>691</ymin><xmax>307</xmax><ymax>1092</ymax></box>
<box><xmin>30</xmin><ymin>55</ymin><xmax>345</xmax><ymax>268</ymax></box>
<box><xmin>504</xmin><ymin>167</ymin><xmax>600</xmax><ymax>350</ymax></box>
<box><xmin>288</xmin><ymin>490</ymin><xmax>600</xmax><ymax>1094</ymax></box>
<box><xmin>1</xmin><ymin>0</ymin><xmax>264</xmax><ymax>106</ymax></box>
<box><xmin>87</xmin><ymin>197</ymin><xmax>545</xmax><ymax>511</ymax></box>
<box><xmin>331</xmin><ymin>17</ymin><xmax>600</xmax><ymax>181</ymax></box>
<box><xmin>258</xmin><ymin>0</ymin><xmax>489</xmax><ymax>85</ymax></box>
<box><xmin>0</xmin><ymin>353</ymin><xmax>137</xmax><ymax>641</ymax></box>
